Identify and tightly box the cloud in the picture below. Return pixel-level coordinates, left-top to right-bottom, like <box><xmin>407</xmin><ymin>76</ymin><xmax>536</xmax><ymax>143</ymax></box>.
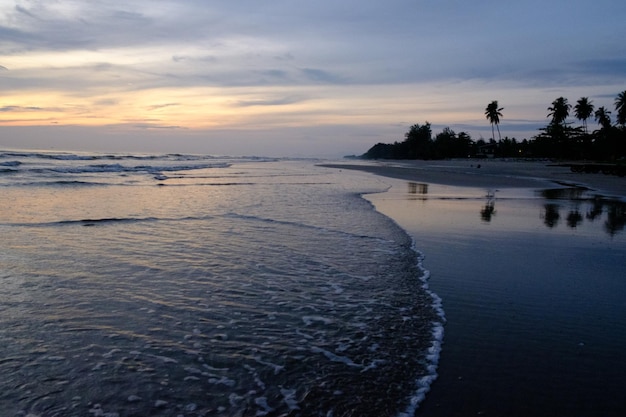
<box><xmin>15</xmin><ymin>5</ymin><xmax>39</xmax><ymax>20</ymax></box>
<box><xmin>147</xmin><ymin>103</ymin><xmax>180</xmax><ymax>111</ymax></box>
<box><xmin>572</xmin><ymin>58</ymin><xmax>626</xmax><ymax>81</ymax></box>
<box><xmin>130</xmin><ymin>123</ymin><xmax>185</xmax><ymax>130</ymax></box>
<box><xmin>0</xmin><ymin>105</ymin><xmax>44</xmax><ymax>112</ymax></box>
<box><xmin>300</xmin><ymin>68</ymin><xmax>344</xmax><ymax>84</ymax></box>
<box><xmin>233</xmin><ymin>96</ymin><xmax>308</xmax><ymax>107</ymax></box>
<box><xmin>172</xmin><ymin>55</ymin><xmax>218</xmax><ymax>63</ymax></box>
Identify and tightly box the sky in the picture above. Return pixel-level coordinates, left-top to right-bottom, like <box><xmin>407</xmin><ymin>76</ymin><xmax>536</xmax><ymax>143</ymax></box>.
<box><xmin>1</xmin><ymin>0</ymin><xmax>625</xmax><ymax>157</ymax></box>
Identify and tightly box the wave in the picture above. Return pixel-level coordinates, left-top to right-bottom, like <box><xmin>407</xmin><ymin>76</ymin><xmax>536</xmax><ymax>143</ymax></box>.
<box><xmin>57</xmin><ymin>217</ymin><xmax>160</xmax><ymax>226</ymax></box>
<box><xmin>223</xmin><ymin>211</ymin><xmax>388</xmax><ymax>242</ymax></box>
<box><xmin>5</xmin><ymin>215</ymin><xmax>216</xmax><ymax>228</ymax></box>
<box><xmin>0</xmin><ymin>150</ymin><xmax>218</xmax><ymax>162</ymax></box>
<box><xmin>397</xmin><ymin>245</ymin><xmax>445</xmax><ymax>417</ymax></box>
<box><xmin>0</xmin><ymin>150</ymin><xmax>280</xmax><ymax>163</ymax></box>
<box><xmin>36</xmin><ymin>162</ymin><xmax>233</xmax><ymax>175</ymax></box>
<box><xmin>0</xmin><ymin>160</ymin><xmax>21</xmax><ymax>166</ymax></box>
<box><xmin>41</xmin><ymin>180</ymin><xmax>112</xmax><ymax>187</ymax></box>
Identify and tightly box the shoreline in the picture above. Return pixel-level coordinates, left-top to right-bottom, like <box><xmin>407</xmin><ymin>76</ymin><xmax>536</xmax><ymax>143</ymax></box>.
<box><xmin>319</xmin><ymin>159</ymin><xmax>626</xmax><ymax>200</ymax></box>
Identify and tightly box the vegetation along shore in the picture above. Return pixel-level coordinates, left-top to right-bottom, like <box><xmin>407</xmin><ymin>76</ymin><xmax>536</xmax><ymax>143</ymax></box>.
<box><xmin>362</xmin><ymin>91</ymin><xmax>626</xmax><ymax>162</ymax></box>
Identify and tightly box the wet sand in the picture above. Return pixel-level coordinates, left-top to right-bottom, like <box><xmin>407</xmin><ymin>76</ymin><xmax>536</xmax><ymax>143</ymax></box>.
<box><xmin>320</xmin><ymin>159</ymin><xmax>626</xmax><ymax>200</ymax></box>
<box><xmin>322</xmin><ymin>160</ymin><xmax>626</xmax><ymax>416</ymax></box>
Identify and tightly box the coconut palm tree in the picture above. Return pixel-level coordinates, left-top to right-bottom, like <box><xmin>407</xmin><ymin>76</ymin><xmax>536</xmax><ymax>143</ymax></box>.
<box><xmin>485</xmin><ymin>100</ymin><xmax>503</xmax><ymax>141</ymax></box>
<box><xmin>594</xmin><ymin>106</ymin><xmax>612</xmax><ymax>130</ymax></box>
<box><xmin>615</xmin><ymin>90</ymin><xmax>626</xmax><ymax>127</ymax></box>
<box><xmin>574</xmin><ymin>97</ymin><xmax>594</xmax><ymax>134</ymax></box>
<box><xmin>547</xmin><ymin>97</ymin><xmax>571</xmax><ymax>127</ymax></box>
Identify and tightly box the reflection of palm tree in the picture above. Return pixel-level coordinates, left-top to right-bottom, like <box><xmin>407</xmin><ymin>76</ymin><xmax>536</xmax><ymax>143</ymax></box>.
<box><xmin>485</xmin><ymin>101</ymin><xmax>503</xmax><ymax>141</ymax></box>
<box><xmin>542</xmin><ymin>204</ymin><xmax>560</xmax><ymax>228</ymax></box>
<box><xmin>586</xmin><ymin>199</ymin><xmax>604</xmax><ymax>221</ymax></box>
<box><xmin>566</xmin><ymin>210</ymin><xmax>583</xmax><ymax>228</ymax></box>
<box><xmin>574</xmin><ymin>97</ymin><xmax>594</xmax><ymax>134</ymax></box>
<box><xmin>480</xmin><ymin>201</ymin><xmax>496</xmax><ymax>222</ymax></box>
<box><xmin>615</xmin><ymin>90</ymin><xmax>626</xmax><ymax>127</ymax></box>
<box><xmin>605</xmin><ymin>202</ymin><xmax>626</xmax><ymax>236</ymax></box>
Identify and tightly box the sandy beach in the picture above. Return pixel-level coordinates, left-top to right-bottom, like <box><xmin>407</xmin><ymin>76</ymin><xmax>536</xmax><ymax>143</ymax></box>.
<box><xmin>323</xmin><ymin>159</ymin><xmax>626</xmax><ymax>416</ymax></box>
<box><xmin>320</xmin><ymin>159</ymin><xmax>626</xmax><ymax>200</ymax></box>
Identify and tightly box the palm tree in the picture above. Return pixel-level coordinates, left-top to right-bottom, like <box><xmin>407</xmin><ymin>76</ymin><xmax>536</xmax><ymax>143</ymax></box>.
<box><xmin>547</xmin><ymin>97</ymin><xmax>571</xmax><ymax>127</ymax></box>
<box><xmin>485</xmin><ymin>100</ymin><xmax>503</xmax><ymax>141</ymax></box>
<box><xmin>594</xmin><ymin>106</ymin><xmax>612</xmax><ymax>130</ymax></box>
<box><xmin>574</xmin><ymin>97</ymin><xmax>594</xmax><ymax>134</ymax></box>
<box><xmin>615</xmin><ymin>90</ymin><xmax>626</xmax><ymax>127</ymax></box>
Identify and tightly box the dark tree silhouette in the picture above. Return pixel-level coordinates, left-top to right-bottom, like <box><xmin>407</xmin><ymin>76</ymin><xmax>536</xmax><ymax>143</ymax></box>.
<box><xmin>548</xmin><ymin>97</ymin><xmax>571</xmax><ymax>127</ymax></box>
<box><xmin>361</xmin><ymin>90</ymin><xmax>625</xmax><ymax>162</ymax></box>
<box><xmin>404</xmin><ymin>122</ymin><xmax>433</xmax><ymax>159</ymax></box>
<box><xmin>574</xmin><ymin>97</ymin><xmax>594</xmax><ymax>134</ymax></box>
<box><xmin>595</xmin><ymin>106</ymin><xmax>612</xmax><ymax>130</ymax></box>
<box><xmin>616</xmin><ymin>90</ymin><xmax>626</xmax><ymax>127</ymax></box>
<box><xmin>485</xmin><ymin>101</ymin><xmax>503</xmax><ymax>141</ymax></box>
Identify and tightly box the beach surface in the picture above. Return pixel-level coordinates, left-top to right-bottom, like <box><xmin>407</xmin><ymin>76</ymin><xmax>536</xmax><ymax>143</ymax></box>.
<box><xmin>320</xmin><ymin>159</ymin><xmax>626</xmax><ymax>199</ymax></box>
<box><xmin>323</xmin><ymin>159</ymin><xmax>626</xmax><ymax>416</ymax></box>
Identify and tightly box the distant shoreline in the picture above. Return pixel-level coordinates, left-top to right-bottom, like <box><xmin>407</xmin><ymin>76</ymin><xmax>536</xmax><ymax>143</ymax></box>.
<box><xmin>320</xmin><ymin>159</ymin><xmax>626</xmax><ymax>200</ymax></box>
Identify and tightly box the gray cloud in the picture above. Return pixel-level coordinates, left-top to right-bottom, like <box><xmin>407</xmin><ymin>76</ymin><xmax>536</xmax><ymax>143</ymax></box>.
<box><xmin>233</xmin><ymin>96</ymin><xmax>308</xmax><ymax>107</ymax></box>
<box><xmin>300</xmin><ymin>68</ymin><xmax>344</xmax><ymax>84</ymax></box>
<box><xmin>2</xmin><ymin>0</ymin><xmax>624</xmax><ymax>89</ymax></box>
<box><xmin>0</xmin><ymin>105</ymin><xmax>44</xmax><ymax>112</ymax></box>
<box><xmin>147</xmin><ymin>103</ymin><xmax>180</xmax><ymax>111</ymax></box>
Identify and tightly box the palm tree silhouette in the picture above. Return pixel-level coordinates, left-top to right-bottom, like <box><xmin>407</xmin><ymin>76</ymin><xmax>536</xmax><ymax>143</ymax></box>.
<box><xmin>574</xmin><ymin>97</ymin><xmax>594</xmax><ymax>134</ymax></box>
<box><xmin>547</xmin><ymin>97</ymin><xmax>571</xmax><ymax>127</ymax></box>
<box><xmin>594</xmin><ymin>106</ymin><xmax>612</xmax><ymax>130</ymax></box>
<box><xmin>485</xmin><ymin>101</ymin><xmax>503</xmax><ymax>141</ymax></box>
<box><xmin>615</xmin><ymin>90</ymin><xmax>626</xmax><ymax>127</ymax></box>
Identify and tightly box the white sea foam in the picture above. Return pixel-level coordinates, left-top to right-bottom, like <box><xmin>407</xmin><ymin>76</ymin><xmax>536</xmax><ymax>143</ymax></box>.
<box><xmin>396</xmin><ymin>244</ymin><xmax>446</xmax><ymax>417</ymax></box>
<box><xmin>310</xmin><ymin>346</ymin><xmax>362</xmax><ymax>368</ymax></box>
<box><xmin>280</xmin><ymin>388</ymin><xmax>300</xmax><ymax>410</ymax></box>
<box><xmin>302</xmin><ymin>315</ymin><xmax>334</xmax><ymax>326</ymax></box>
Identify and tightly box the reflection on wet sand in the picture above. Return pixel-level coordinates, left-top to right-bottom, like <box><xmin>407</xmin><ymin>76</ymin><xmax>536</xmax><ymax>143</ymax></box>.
<box><xmin>480</xmin><ymin>200</ymin><xmax>496</xmax><ymax>222</ymax></box>
<box><xmin>542</xmin><ymin>203</ymin><xmax>561</xmax><ymax>228</ymax></box>
<box><xmin>404</xmin><ymin>182</ymin><xmax>626</xmax><ymax>236</ymax></box>
<box><xmin>370</xmin><ymin>177</ymin><xmax>626</xmax><ymax>417</ymax></box>
<box><xmin>539</xmin><ymin>187</ymin><xmax>626</xmax><ymax>236</ymax></box>
<box><xmin>407</xmin><ymin>181</ymin><xmax>429</xmax><ymax>199</ymax></box>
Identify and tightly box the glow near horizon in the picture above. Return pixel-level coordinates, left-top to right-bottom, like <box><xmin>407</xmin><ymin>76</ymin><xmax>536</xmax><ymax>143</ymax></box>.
<box><xmin>1</xmin><ymin>1</ymin><xmax>625</xmax><ymax>156</ymax></box>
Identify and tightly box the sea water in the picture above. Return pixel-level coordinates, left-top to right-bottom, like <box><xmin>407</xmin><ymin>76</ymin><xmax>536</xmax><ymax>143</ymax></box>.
<box><xmin>0</xmin><ymin>151</ymin><xmax>443</xmax><ymax>417</ymax></box>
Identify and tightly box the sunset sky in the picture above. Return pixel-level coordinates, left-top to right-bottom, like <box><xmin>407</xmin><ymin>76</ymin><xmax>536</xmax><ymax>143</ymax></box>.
<box><xmin>1</xmin><ymin>0</ymin><xmax>625</xmax><ymax>157</ymax></box>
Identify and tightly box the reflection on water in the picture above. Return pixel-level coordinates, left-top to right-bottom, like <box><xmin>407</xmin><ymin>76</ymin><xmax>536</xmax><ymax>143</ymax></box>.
<box><xmin>369</xmin><ymin>179</ymin><xmax>626</xmax><ymax>416</ymax></box>
<box><xmin>480</xmin><ymin>200</ymin><xmax>496</xmax><ymax>222</ymax></box>
<box><xmin>480</xmin><ymin>190</ymin><xmax>497</xmax><ymax>222</ymax></box>
<box><xmin>404</xmin><ymin>182</ymin><xmax>626</xmax><ymax>236</ymax></box>
<box><xmin>408</xmin><ymin>182</ymin><xmax>429</xmax><ymax>199</ymax></box>
<box><xmin>540</xmin><ymin>187</ymin><xmax>588</xmax><ymax>200</ymax></box>
<box><xmin>539</xmin><ymin>187</ymin><xmax>626</xmax><ymax>236</ymax></box>
<box><xmin>542</xmin><ymin>204</ymin><xmax>561</xmax><ymax>228</ymax></box>
<box><xmin>606</xmin><ymin>203</ymin><xmax>626</xmax><ymax>235</ymax></box>
<box><xmin>566</xmin><ymin>209</ymin><xmax>583</xmax><ymax>228</ymax></box>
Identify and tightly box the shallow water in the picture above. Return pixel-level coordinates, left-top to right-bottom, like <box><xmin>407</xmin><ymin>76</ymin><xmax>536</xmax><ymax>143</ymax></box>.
<box><xmin>366</xmin><ymin>180</ymin><xmax>626</xmax><ymax>417</ymax></box>
<box><xmin>0</xmin><ymin>151</ymin><xmax>442</xmax><ymax>417</ymax></box>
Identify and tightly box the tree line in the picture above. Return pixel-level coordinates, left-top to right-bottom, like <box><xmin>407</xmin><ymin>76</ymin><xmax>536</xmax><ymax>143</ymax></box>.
<box><xmin>362</xmin><ymin>91</ymin><xmax>626</xmax><ymax>161</ymax></box>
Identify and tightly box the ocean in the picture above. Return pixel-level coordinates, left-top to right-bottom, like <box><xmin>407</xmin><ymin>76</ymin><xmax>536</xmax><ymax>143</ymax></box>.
<box><xmin>0</xmin><ymin>150</ymin><xmax>443</xmax><ymax>417</ymax></box>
